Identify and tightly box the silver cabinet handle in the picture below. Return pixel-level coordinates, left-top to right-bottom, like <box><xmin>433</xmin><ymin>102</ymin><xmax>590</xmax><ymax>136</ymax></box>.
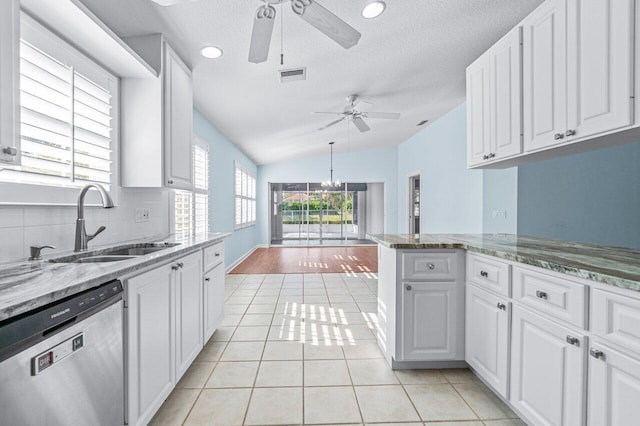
<box><xmin>536</xmin><ymin>290</ymin><xmax>548</xmax><ymax>300</ymax></box>
<box><xmin>171</xmin><ymin>265</ymin><xmax>179</xmax><ymax>271</ymax></box>
<box><xmin>2</xmin><ymin>146</ymin><xmax>18</xmax><ymax>156</ymax></box>
<box><xmin>427</xmin><ymin>264</ymin><xmax>435</xmax><ymax>270</ymax></box>
<box><xmin>205</xmin><ymin>277</ymin><xmax>211</xmax><ymax>282</ymax></box>
<box><xmin>177</xmin><ymin>262</ymin><xmax>184</xmax><ymax>268</ymax></box>
<box><xmin>497</xmin><ymin>302</ymin><xmax>506</xmax><ymax>311</ymax></box>
<box><xmin>168</xmin><ymin>179</ymin><xmax>174</xmax><ymax>185</ymax></box>
<box><xmin>554</xmin><ymin>133</ymin><xmax>565</xmax><ymax>140</ymax></box>
<box><xmin>480</xmin><ymin>270</ymin><xmax>488</xmax><ymax>278</ymax></box>
<box><xmin>215</xmin><ymin>252</ymin><xmax>220</xmax><ymax>257</ymax></box>
<box><xmin>483</xmin><ymin>154</ymin><xmax>489</xmax><ymax>160</ymax></box>
<box><xmin>590</xmin><ymin>348</ymin><xmax>605</xmax><ymax>359</ymax></box>
<box><xmin>565</xmin><ymin>129</ymin><xmax>576</xmax><ymax>137</ymax></box>
<box><xmin>406</xmin><ymin>285</ymin><xmax>412</xmax><ymax>291</ymax></box>
<box><xmin>487</xmin><ymin>153</ymin><xmax>495</xmax><ymax>159</ymax></box>
<box><xmin>566</xmin><ymin>335</ymin><xmax>580</xmax><ymax>346</ymax></box>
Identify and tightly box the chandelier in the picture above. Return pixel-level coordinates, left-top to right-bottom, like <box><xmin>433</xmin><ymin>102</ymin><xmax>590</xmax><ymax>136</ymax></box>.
<box><xmin>321</xmin><ymin>141</ymin><xmax>341</xmax><ymax>188</ymax></box>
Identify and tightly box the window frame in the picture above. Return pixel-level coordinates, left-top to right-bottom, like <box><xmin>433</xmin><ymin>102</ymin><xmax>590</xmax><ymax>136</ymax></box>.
<box><xmin>234</xmin><ymin>161</ymin><xmax>256</xmax><ymax>230</ymax></box>
<box><xmin>0</xmin><ymin>12</ymin><xmax>120</xmax><ymax>207</ymax></box>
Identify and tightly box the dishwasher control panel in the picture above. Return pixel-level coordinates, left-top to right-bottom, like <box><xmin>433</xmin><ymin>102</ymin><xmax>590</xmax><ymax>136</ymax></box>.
<box><xmin>32</xmin><ymin>333</ymin><xmax>84</xmax><ymax>376</ymax></box>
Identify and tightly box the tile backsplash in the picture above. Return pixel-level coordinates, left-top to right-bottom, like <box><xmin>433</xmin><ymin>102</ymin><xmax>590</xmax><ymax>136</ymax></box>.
<box><xmin>0</xmin><ymin>188</ymin><xmax>170</xmax><ymax>263</ymax></box>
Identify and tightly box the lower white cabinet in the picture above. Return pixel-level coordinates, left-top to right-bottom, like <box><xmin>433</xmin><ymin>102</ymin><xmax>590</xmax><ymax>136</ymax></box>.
<box><xmin>174</xmin><ymin>251</ymin><xmax>203</xmax><ymax>380</ymax></box>
<box><xmin>125</xmin><ymin>251</ymin><xmax>203</xmax><ymax>426</ymax></box>
<box><xmin>587</xmin><ymin>341</ymin><xmax>640</xmax><ymax>426</ymax></box>
<box><xmin>401</xmin><ymin>280</ymin><xmax>462</xmax><ymax>361</ymax></box>
<box><xmin>203</xmin><ymin>262</ymin><xmax>225</xmax><ymax>342</ymax></box>
<box><xmin>465</xmin><ymin>284</ymin><xmax>510</xmax><ymax>398</ymax></box>
<box><xmin>510</xmin><ymin>305</ymin><xmax>586</xmax><ymax>426</ymax></box>
<box><xmin>125</xmin><ymin>263</ymin><xmax>175</xmax><ymax>426</ymax></box>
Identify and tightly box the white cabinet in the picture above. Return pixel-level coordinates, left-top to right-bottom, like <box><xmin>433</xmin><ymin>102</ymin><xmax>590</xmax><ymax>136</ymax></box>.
<box><xmin>587</xmin><ymin>341</ymin><xmax>640</xmax><ymax>426</ymax></box>
<box><xmin>401</xmin><ymin>281</ymin><xmax>461</xmax><ymax>361</ymax></box>
<box><xmin>467</xmin><ymin>26</ymin><xmax>522</xmax><ymax>167</ymax></box>
<box><xmin>125</xmin><ymin>263</ymin><xmax>175</xmax><ymax>426</ymax></box>
<box><xmin>465</xmin><ymin>284</ymin><xmax>510</xmax><ymax>398</ymax></box>
<box><xmin>174</xmin><ymin>251</ymin><xmax>203</xmax><ymax>380</ymax></box>
<box><xmin>510</xmin><ymin>305</ymin><xmax>586</xmax><ymax>426</ymax></box>
<box><xmin>125</xmin><ymin>252</ymin><xmax>203</xmax><ymax>426</ymax></box>
<box><xmin>121</xmin><ymin>35</ymin><xmax>193</xmax><ymax>190</ymax></box>
<box><xmin>0</xmin><ymin>0</ymin><xmax>20</xmax><ymax>165</ymax></box>
<box><xmin>567</xmin><ymin>0</ymin><xmax>634</xmax><ymax>142</ymax></box>
<box><xmin>203</xmin><ymin>262</ymin><xmax>225</xmax><ymax>342</ymax></box>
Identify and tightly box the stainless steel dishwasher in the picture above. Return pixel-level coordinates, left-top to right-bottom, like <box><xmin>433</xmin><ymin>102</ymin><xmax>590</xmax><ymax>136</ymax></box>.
<box><xmin>0</xmin><ymin>280</ymin><xmax>124</xmax><ymax>426</ymax></box>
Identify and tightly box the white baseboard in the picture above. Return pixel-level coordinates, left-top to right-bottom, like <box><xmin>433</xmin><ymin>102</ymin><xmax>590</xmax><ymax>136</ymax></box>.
<box><xmin>225</xmin><ymin>244</ymin><xmax>267</xmax><ymax>273</ymax></box>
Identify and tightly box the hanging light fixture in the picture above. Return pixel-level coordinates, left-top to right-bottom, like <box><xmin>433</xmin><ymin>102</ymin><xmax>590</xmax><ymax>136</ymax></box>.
<box><xmin>321</xmin><ymin>142</ymin><xmax>341</xmax><ymax>189</ymax></box>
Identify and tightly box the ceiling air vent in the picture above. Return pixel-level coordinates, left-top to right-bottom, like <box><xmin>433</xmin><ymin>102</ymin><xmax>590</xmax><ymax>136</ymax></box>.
<box><xmin>279</xmin><ymin>67</ymin><xmax>306</xmax><ymax>83</ymax></box>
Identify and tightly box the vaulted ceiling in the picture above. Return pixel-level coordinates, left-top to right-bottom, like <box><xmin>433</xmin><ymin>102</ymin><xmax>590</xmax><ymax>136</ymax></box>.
<box><xmin>79</xmin><ymin>0</ymin><xmax>542</xmax><ymax>165</ymax></box>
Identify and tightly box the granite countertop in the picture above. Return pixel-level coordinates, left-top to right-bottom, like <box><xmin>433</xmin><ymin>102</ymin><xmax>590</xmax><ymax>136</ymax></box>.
<box><xmin>368</xmin><ymin>234</ymin><xmax>640</xmax><ymax>292</ymax></box>
<box><xmin>0</xmin><ymin>232</ymin><xmax>230</xmax><ymax>322</ymax></box>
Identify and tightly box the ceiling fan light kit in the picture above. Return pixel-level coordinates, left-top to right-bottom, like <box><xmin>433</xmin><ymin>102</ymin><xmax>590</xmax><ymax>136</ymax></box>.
<box><xmin>362</xmin><ymin>1</ymin><xmax>386</xmax><ymax>19</ymax></box>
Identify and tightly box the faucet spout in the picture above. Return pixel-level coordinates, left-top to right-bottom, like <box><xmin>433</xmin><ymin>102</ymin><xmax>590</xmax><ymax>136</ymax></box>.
<box><xmin>74</xmin><ymin>184</ymin><xmax>114</xmax><ymax>252</ymax></box>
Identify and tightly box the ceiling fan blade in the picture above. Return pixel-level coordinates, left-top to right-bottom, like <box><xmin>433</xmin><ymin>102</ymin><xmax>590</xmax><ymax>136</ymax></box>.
<box><xmin>353</xmin><ymin>100</ymin><xmax>373</xmax><ymax>111</ymax></box>
<box><xmin>291</xmin><ymin>0</ymin><xmax>361</xmax><ymax>49</ymax></box>
<box><xmin>352</xmin><ymin>117</ymin><xmax>370</xmax><ymax>132</ymax></box>
<box><xmin>248</xmin><ymin>4</ymin><xmax>277</xmax><ymax>64</ymax></box>
<box><xmin>313</xmin><ymin>111</ymin><xmax>344</xmax><ymax>115</ymax></box>
<box><xmin>319</xmin><ymin>117</ymin><xmax>346</xmax><ymax>131</ymax></box>
<box><xmin>364</xmin><ymin>112</ymin><xmax>401</xmax><ymax>120</ymax></box>
<box><xmin>149</xmin><ymin>0</ymin><xmax>197</xmax><ymax>6</ymax></box>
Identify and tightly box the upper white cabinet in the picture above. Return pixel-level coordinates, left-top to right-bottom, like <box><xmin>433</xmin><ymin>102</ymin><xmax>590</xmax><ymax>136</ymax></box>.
<box><xmin>121</xmin><ymin>35</ymin><xmax>193</xmax><ymax>190</ymax></box>
<box><xmin>467</xmin><ymin>26</ymin><xmax>522</xmax><ymax>167</ymax></box>
<box><xmin>468</xmin><ymin>0</ymin><xmax>637</xmax><ymax>169</ymax></box>
<box><xmin>0</xmin><ymin>0</ymin><xmax>20</xmax><ymax>165</ymax></box>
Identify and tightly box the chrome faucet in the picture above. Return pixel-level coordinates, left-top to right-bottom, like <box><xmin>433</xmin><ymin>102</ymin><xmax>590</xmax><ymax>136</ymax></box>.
<box><xmin>74</xmin><ymin>184</ymin><xmax>114</xmax><ymax>252</ymax></box>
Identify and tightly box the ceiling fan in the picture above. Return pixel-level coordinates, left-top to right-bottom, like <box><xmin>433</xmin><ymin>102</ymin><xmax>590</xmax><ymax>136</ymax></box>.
<box><xmin>148</xmin><ymin>0</ymin><xmax>362</xmax><ymax>64</ymax></box>
<box><xmin>315</xmin><ymin>95</ymin><xmax>401</xmax><ymax>133</ymax></box>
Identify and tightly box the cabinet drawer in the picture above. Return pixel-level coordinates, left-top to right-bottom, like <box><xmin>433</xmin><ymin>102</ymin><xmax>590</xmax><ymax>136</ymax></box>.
<box><xmin>467</xmin><ymin>253</ymin><xmax>511</xmax><ymax>297</ymax></box>
<box><xmin>203</xmin><ymin>242</ymin><xmax>224</xmax><ymax>272</ymax></box>
<box><xmin>592</xmin><ymin>289</ymin><xmax>640</xmax><ymax>355</ymax></box>
<box><xmin>512</xmin><ymin>266</ymin><xmax>587</xmax><ymax>329</ymax></box>
<box><xmin>402</xmin><ymin>252</ymin><xmax>457</xmax><ymax>281</ymax></box>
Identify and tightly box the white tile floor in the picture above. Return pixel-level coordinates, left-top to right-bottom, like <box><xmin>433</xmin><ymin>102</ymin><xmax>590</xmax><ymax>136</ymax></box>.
<box><xmin>150</xmin><ymin>273</ymin><xmax>524</xmax><ymax>426</ymax></box>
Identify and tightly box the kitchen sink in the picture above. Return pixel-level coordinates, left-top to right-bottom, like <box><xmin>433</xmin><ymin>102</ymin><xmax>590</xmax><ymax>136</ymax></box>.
<box><xmin>49</xmin><ymin>242</ymin><xmax>181</xmax><ymax>263</ymax></box>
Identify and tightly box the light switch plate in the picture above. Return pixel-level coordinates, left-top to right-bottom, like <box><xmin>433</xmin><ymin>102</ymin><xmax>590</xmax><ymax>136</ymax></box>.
<box><xmin>134</xmin><ymin>208</ymin><xmax>150</xmax><ymax>223</ymax></box>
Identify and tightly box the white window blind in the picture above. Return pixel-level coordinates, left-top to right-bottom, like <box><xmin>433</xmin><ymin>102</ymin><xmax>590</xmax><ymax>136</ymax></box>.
<box><xmin>0</xmin><ymin>40</ymin><xmax>114</xmax><ymax>190</ymax></box>
<box><xmin>174</xmin><ymin>142</ymin><xmax>209</xmax><ymax>236</ymax></box>
<box><xmin>235</xmin><ymin>162</ymin><xmax>256</xmax><ymax>228</ymax></box>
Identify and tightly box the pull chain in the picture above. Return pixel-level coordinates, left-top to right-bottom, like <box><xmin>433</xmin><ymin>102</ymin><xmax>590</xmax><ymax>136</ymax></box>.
<box><xmin>280</xmin><ymin>2</ymin><xmax>284</xmax><ymax>65</ymax></box>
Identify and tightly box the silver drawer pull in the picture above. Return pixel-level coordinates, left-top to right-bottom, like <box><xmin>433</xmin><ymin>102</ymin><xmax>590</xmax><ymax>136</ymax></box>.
<box><xmin>497</xmin><ymin>302</ymin><xmax>506</xmax><ymax>311</ymax></box>
<box><xmin>480</xmin><ymin>270</ymin><xmax>488</xmax><ymax>278</ymax></box>
<box><xmin>536</xmin><ymin>290</ymin><xmax>548</xmax><ymax>300</ymax></box>
<box><xmin>177</xmin><ymin>262</ymin><xmax>184</xmax><ymax>268</ymax></box>
<box><xmin>590</xmin><ymin>348</ymin><xmax>605</xmax><ymax>360</ymax></box>
<box><xmin>171</xmin><ymin>265</ymin><xmax>179</xmax><ymax>271</ymax></box>
<box><xmin>427</xmin><ymin>264</ymin><xmax>435</xmax><ymax>270</ymax></box>
<box><xmin>554</xmin><ymin>133</ymin><xmax>565</xmax><ymax>140</ymax></box>
<box><xmin>566</xmin><ymin>335</ymin><xmax>580</xmax><ymax>346</ymax></box>
<box><xmin>215</xmin><ymin>252</ymin><xmax>220</xmax><ymax>257</ymax></box>
<box><xmin>205</xmin><ymin>277</ymin><xmax>211</xmax><ymax>282</ymax></box>
<box><xmin>406</xmin><ymin>285</ymin><xmax>412</xmax><ymax>291</ymax></box>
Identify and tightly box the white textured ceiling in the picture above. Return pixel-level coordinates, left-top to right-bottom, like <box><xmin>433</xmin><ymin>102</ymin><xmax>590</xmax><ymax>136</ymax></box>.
<box><xmin>78</xmin><ymin>0</ymin><xmax>542</xmax><ymax>165</ymax></box>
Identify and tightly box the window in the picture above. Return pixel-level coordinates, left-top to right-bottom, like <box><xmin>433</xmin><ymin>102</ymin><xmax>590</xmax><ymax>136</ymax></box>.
<box><xmin>0</xmin><ymin>15</ymin><xmax>117</xmax><ymax>196</ymax></box>
<box><xmin>173</xmin><ymin>140</ymin><xmax>209</xmax><ymax>237</ymax></box>
<box><xmin>235</xmin><ymin>162</ymin><xmax>256</xmax><ymax>228</ymax></box>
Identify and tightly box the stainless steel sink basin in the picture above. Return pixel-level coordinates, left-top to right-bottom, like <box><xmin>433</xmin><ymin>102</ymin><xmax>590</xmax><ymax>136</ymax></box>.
<box><xmin>72</xmin><ymin>255</ymin><xmax>137</xmax><ymax>263</ymax></box>
<box><xmin>49</xmin><ymin>242</ymin><xmax>181</xmax><ymax>263</ymax></box>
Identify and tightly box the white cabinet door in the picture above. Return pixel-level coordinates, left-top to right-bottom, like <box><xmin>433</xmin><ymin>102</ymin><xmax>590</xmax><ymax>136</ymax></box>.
<box><xmin>0</xmin><ymin>0</ymin><xmax>20</xmax><ymax>165</ymax></box>
<box><xmin>203</xmin><ymin>262</ymin><xmax>225</xmax><ymax>342</ymax></box>
<box><xmin>465</xmin><ymin>284</ymin><xmax>510</xmax><ymax>398</ymax></box>
<box><xmin>588</xmin><ymin>342</ymin><xmax>640</xmax><ymax>426</ymax></box>
<box><xmin>523</xmin><ymin>0</ymin><xmax>568</xmax><ymax>152</ymax></box>
<box><xmin>164</xmin><ymin>43</ymin><xmax>193</xmax><ymax>190</ymax></box>
<box><xmin>125</xmin><ymin>264</ymin><xmax>175</xmax><ymax>426</ymax></box>
<box><xmin>174</xmin><ymin>252</ymin><xmax>203</xmax><ymax>380</ymax></box>
<box><xmin>566</xmin><ymin>0</ymin><xmax>634</xmax><ymax>141</ymax></box>
<box><xmin>490</xmin><ymin>26</ymin><xmax>523</xmax><ymax>160</ymax></box>
<box><xmin>510</xmin><ymin>305</ymin><xmax>586</xmax><ymax>426</ymax></box>
<box><xmin>401</xmin><ymin>281</ymin><xmax>461</xmax><ymax>361</ymax></box>
<box><xmin>466</xmin><ymin>54</ymin><xmax>491</xmax><ymax>167</ymax></box>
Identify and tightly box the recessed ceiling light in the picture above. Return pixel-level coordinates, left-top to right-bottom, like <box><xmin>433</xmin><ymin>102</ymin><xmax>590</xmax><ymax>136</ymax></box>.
<box><xmin>200</xmin><ymin>46</ymin><xmax>223</xmax><ymax>59</ymax></box>
<box><xmin>362</xmin><ymin>1</ymin><xmax>386</xmax><ymax>19</ymax></box>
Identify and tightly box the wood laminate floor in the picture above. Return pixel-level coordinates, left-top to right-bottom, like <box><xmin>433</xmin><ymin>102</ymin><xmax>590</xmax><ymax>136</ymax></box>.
<box><xmin>229</xmin><ymin>247</ymin><xmax>378</xmax><ymax>274</ymax></box>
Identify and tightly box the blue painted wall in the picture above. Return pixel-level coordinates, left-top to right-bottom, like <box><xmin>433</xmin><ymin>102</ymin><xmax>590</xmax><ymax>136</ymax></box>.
<box><xmin>517</xmin><ymin>141</ymin><xmax>640</xmax><ymax>248</ymax></box>
<box><xmin>483</xmin><ymin>167</ymin><xmax>518</xmax><ymax>234</ymax></box>
<box><xmin>257</xmin><ymin>145</ymin><xmax>399</xmax><ymax>244</ymax></box>
<box><xmin>193</xmin><ymin>110</ymin><xmax>259</xmax><ymax>266</ymax></box>
<box><xmin>397</xmin><ymin>103</ymin><xmax>484</xmax><ymax>234</ymax></box>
